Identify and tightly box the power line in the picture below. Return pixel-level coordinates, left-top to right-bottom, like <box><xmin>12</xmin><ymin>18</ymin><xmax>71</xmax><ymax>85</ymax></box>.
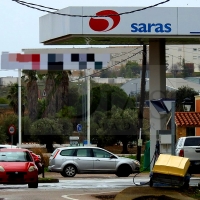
<box><xmin>70</xmin><ymin>50</ymin><xmax>143</xmax><ymax>82</ymax></box>
<box><xmin>12</xmin><ymin>0</ymin><xmax>58</xmax><ymax>11</ymax></box>
<box><xmin>111</xmin><ymin>46</ymin><xmax>142</xmax><ymax>59</ymax></box>
<box><xmin>166</xmin><ymin>53</ymin><xmax>200</xmax><ymax>66</ymax></box>
<box><xmin>167</xmin><ymin>47</ymin><xmax>200</xmax><ymax>56</ymax></box>
<box><xmin>12</xmin><ymin>0</ymin><xmax>170</xmax><ymax>17</ymax></box>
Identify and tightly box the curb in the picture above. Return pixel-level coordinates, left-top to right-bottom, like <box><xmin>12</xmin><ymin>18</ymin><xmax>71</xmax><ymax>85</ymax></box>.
<box><xmin>38</xmin><ymin>178</ymin><xmax>59</xmax><ymax>183</ymax></box>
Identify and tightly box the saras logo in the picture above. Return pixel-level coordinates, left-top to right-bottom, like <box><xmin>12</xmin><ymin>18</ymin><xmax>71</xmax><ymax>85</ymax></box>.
<box><xmin>89</xmin><ymin>10</ymin><xmax>120</xmax><ymax>32</ymax></box>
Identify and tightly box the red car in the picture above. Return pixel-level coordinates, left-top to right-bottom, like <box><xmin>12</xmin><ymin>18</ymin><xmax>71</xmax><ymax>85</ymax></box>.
<box><xmin>0</xmin><ymin>148</ymin><xmax>38</xmax><ymax>188</ymax></box>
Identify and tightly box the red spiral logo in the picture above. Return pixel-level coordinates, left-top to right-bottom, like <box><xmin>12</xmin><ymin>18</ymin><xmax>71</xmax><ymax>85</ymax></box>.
<box><xmin>89</xmin><ymin>10</ymin><xmax>120</xmax><ymax>32</ymax></box>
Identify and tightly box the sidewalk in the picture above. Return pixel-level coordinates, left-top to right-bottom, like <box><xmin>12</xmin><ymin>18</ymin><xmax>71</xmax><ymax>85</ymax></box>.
<box><xmin>39</xmin><ymin>171</ymin><xmax>150</xmax><ymax>179</ymax></box>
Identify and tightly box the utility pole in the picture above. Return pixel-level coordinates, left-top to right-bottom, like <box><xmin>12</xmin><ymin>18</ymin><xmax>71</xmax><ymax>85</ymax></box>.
<box><xmin>136</xmin><ymin>44</ymin><xmax>147</xmax><ymax>162</ymax></box>
<box><xmin>134</xmin><ymin>83</ymin><xmax>138</xmax><ymax>103</ymax></box>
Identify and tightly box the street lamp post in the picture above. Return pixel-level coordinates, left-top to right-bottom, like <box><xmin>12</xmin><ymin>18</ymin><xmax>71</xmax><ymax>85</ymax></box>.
<box><xmin>182</xmin><ymin>98</ymin><xmax>193</xmax><ymax>112</ymax></box>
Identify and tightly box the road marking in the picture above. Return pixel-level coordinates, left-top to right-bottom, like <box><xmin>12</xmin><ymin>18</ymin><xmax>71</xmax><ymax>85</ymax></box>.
<box><xmin>61</xmin><ymin>190</ymin><xmax>120</xmax><ymax>200</ymax></box>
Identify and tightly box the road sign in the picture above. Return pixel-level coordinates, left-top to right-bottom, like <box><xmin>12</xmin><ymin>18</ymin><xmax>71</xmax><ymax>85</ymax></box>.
<box><xmin>77</xmin><ymin>124</ymin><xmax>82</xmax><ymax>132</ymax></box>
<box><xmin>8</xmin><ymin>125</ymin><xmax>16</xmax><ymax>135</ymax></box>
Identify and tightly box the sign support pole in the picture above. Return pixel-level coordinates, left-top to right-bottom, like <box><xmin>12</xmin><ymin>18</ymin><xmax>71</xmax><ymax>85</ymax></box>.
<box><xmin>86</xmin><ymin>69</ymin><xmax>90</xmax><ymax>146</ymax></box>
<box><xmin>18</xmin><ymin>69</ymin><xmax>22</xmax><ymax>148</ymax></box>
<box><xmin>11</xmin><ymin>135</ymin><xmax>13</xmax><ymax>146</ymax></box>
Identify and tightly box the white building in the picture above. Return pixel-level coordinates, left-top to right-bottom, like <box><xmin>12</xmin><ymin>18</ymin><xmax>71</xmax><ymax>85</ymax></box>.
<box><xmin>0</xmin><ymin>77</ymin><xmax>18</xmax><ymax>86</ymax></box>
<box><xmin>166</xmin><ymin>45</ymin><xmax>200</xmax><ymax>72</ymax></box>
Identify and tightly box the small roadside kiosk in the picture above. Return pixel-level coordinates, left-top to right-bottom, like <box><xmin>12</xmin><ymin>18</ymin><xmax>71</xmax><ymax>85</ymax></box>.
<box><xmin>69</xmin><ymin>136</ymin><xmax>80</xmax><ymax>146</ymax></box>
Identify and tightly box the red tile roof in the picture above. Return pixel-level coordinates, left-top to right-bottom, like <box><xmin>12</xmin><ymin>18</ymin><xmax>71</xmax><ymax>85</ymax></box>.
<box><xmin>175</xmin><ymin>112</ymin><xmax>200</xmax><ymax>127</ymax></box>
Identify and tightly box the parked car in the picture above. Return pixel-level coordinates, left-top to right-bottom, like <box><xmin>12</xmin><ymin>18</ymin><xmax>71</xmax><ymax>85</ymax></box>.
<box><xmin>48</xmin><ymin>146</ymin><xmax>140</xmax><ymax>177</ymax></box>
<box><xmin>0</xmin><ymin>145</ymin><xmax>43</xmax><ymax>175</ymax></box>
<box><xmin>0</xmin><ymin>145</ymin><xmax>18</xmax><ymax>149</ymax></box>
<box><xmin>175</xmin><ymin>136</ymin><xmax>200</xmax><ymax>174</ymax></box>
<box><xmin>0</xmin><ymin>148</ymin><xmax>38</xmax><ymax>188</ymax></box>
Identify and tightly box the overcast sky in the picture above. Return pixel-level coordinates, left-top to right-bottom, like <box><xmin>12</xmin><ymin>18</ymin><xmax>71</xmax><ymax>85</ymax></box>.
<box><xmin>0</xmin><ymin>0</ymin><xmax>199</xmax><ymax>77</ymax></box>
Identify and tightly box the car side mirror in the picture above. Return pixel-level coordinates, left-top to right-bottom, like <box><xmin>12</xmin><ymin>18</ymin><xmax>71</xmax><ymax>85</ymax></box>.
<box><xmin>110</xmin><ymin>155</ymin><xmax>116</xmax><ymax>159</ymax></box>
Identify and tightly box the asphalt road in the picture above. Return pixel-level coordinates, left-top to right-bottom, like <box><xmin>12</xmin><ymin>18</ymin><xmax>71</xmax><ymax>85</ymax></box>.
<box><xmin>0</xmin><ymin>175</ymin><xmax>199</xmax><ymax>200</ymax></box>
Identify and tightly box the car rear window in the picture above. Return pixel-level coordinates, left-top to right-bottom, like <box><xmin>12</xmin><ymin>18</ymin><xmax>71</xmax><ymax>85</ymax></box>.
<box><xmin>60</xmin><ymin>149</ymin><xmax>76</xmax><ymax>156</ymax></box>
<box><xmin>0</xmin><ymin>151</ymin><xmax>33</xmax><ymax>162</ymax></box>
<box><xmin>184</xmin><ymin>138</ymin><xmax>200</xmax><ymax>146</ymax></box>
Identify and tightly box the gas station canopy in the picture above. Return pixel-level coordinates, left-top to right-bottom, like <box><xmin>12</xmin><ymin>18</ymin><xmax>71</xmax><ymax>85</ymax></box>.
<box><xmin>39</xmin><ymin>7</ymin><xmax>200</xmax><ymax>45</ymax></box>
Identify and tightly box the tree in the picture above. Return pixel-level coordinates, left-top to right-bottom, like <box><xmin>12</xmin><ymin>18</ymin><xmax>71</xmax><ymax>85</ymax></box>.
<box><xmin>43</xmin><ymin>72</ymin><xmax>57</xmax><ymax>117</ymax></box>
<box><xmin>55</xmin><ymin>71</ymin><xmax>71</xmax><ymax>112</ymax></box>
<box><xmin>100</xmin><ymin>69</ymin><xmax>113</xmax><ymax>78</ymax></box>
<box><xmin>37</xmin><ymin>99</ymin><xmax>46</xmax><ymax>119</ymax></box>
<box><xmin>0</xmin><ymin>97</ymin><xmax>9</xmax><ymax>104</ymax></box>
<box><xmin>22</xmin><ymin>70</ymin><xmax>39</xmax><ymax>121</ymax></box>
<box><xmin>30</xmin><ymin>118</ymin><xmax>65</xmax><ymax>152</ymax></box>
<box><xmin>43</xmin><ymin>70</ymin><xmax>71</xmax><ymax>117</ymax></box>
<box><xmin>1</xmin><ymin>114</ymin><xmax>18</xmax><ymax>145</ymax></box>
<box><xmin>75</xmin><ymin>84</ymin><xmax>136</xmax><ymax>123</ymax></box>
<box><xmin>57</xmin><ymin>117</ymin><xmax>73</xmax><ymax>138</ymax></box>
<box><xmin>0</xmin><ymin>125</ymin><xmax>8</xmax><ymax>144</ymax></box>
<box><xmin>68</xmin><ymin>84</ymin><xmax>79</xmax><ymax>107</ymax></box>
<box><xmin>57</xmin><ymin>106</ymin><xmax>77</xmax><ymax>129</ymax></box>
<box><xmin>169</xmin><ymin>63</ymin><xmax>181</xmax><ymax>78</ymax></box>
<box><xmin>119</xmin><ymin>61</ymin><xmax>140</xmax><ymax>78</ymax></box>
<box><xmin>175</xmin><ymin>86</ymin><xmax>199</xmax><ymax>111</ymax></box>
<box><xmin>90</xmin><ymin>84</ymin><xmax>135</xmax><ymax>113</ymax></box>
<box><xmin>97</xmin><ymin>106</ymin><xmax>138</xmax><ymax>153</ymax></box>
<box><xmin>181</xmin><ymin>58</ymin><xmax>189</xmax><ymax>78</ymax></box>
<box><xmin>0</xmin><ymin>114</ymin><xmax>32</xmax><ymax>145</ymax></box>
<box><xmin>6</xmin><ymin>83</ymin><xmax>26</xmax><ymax>116</ymax></box>
<box><xmin>90</xmin><ymin>111</ymin><xmax>105</xmax><ymax>145</ymax></box>
<box><xmin>22</xmin><ymin>116</ymin><xmax>32</xmax><ymax>142</ymax></box>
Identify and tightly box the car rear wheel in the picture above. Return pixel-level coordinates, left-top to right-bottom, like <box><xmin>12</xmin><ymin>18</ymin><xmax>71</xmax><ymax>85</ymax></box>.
<box><xmin>62</xmin><ymin>165</ymin><xmax>77</xmax><ymax>177</ymax></box>
<box><xmin>116</xmin><ymin>165</ymin><xmax>131</xmax><ymax>177</ymax></box>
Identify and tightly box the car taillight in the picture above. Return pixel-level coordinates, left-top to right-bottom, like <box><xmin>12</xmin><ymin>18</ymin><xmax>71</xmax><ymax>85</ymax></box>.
<box><xmin>179</xmin><ymin>149</ymin><xmax>184</xmax><ymax>157</ymax></box>
<box><xmin>53</xmin><ymin>150</ymin><xmax>60</xmax><ymax>159</ymax></box>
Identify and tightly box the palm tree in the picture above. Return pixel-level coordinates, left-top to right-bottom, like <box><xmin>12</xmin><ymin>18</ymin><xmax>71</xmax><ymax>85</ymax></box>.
<box><xmin>22</xmin><ymin>70</ymin><xmax>39</xmax><ymax>121</ymax></box>
<box><xmin>44</xmin><ymin>70</ymin><xmax>71</xmax><ymax>117</ymax></box>
<box><xmin>55</xmin><ymin>70</ymin><xmax>71</xmax><ymax>111</ymax></box>
<box><xmin>43</xmin><ymin>71</ymin><xmax>56</xmax><ymax>117</ymax></box>
<box><xmin>6</xmin><ymin>83</ymin><xmax>26</xmax><ymax>116</ymax></box>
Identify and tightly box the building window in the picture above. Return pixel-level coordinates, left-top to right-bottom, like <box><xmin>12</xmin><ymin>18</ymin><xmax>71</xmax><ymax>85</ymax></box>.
<box><xmin>198</xmin><ymin>48</ymin><xmax>200</xmax><ymax>51</ymax></box>
<box><xmin>198</xmin><ymin>56</ymin><xmax>200</xmax><ymax>59</ymax></box>
<box><xmin>166</xmin><ymin>56</ymin><xmax>169</xmax><ymax>58</ymax></box>
<box><xmin>193</xmin><ymin>56</ymin><xmax>197</xmax><ymax>59</ymax></box>
<box><xmin>166</xmin><ymin>48</ymin><xmax>169</xmax><ymax>50</ymax></box>
<box><xmin>193</xmin><ymin>48</ymin><xmax>197</xmax><ymax>51</ymax></box>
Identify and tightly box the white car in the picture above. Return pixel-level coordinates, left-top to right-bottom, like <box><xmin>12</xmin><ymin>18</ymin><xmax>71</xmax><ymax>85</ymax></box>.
<box><xmin>175</xmin><ymin>136</ymin><xmax>200</xmax><ymax>174</ymax></box>
<box><xmin>48</xmin><ymin>146</ymin><xmax>140</xmax><ymax>177</ymax></box>
<box><xmin>0</xmin><ymin>145</ymin><xmax>18</xmax><ymax>149</ymax></box>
